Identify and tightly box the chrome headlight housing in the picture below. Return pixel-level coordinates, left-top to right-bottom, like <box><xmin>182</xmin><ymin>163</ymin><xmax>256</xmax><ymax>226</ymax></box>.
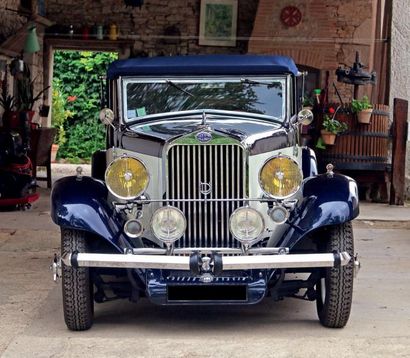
<box><xmin>151</xmin><ymin>206</ymin><xmax>186</xmax><ymax>244</ymax></box>
<box><xmin>105</xmin><ymin>155</ymin><xmax>149</xmax><ymax>200</ymax></box>
<box><xmin>229</xmin><ymin>207</ymin><xmax>264</xmax><ymax>244</ymax></box>
<box><xmin>259</xmin><ymin>155</ymin><xmax>302</xmax><ymax>199</ymax></box>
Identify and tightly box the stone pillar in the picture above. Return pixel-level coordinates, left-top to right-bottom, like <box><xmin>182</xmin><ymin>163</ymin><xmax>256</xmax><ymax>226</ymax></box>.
<box><xmin>390</xmin><ymin>0</ymin><xmax>410</xmax><ymax>198</ymax></box>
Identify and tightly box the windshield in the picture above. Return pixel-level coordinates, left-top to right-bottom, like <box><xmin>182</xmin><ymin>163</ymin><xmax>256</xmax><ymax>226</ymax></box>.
<box><xmin>123</xmin><ymin>77</ymin><xmax>286</xmax><ymax>122</ymax></box>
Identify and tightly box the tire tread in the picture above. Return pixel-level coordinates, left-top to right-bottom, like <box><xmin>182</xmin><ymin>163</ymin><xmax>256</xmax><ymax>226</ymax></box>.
<box><xmin>61</xmin><ymin>228</ymin><xmax>93</xmax><ymax>331</ymax></box>
<box><xmin>317</xmin><ymin>222</ymin><xmax>354</xmax><ymax>328</ymax></box>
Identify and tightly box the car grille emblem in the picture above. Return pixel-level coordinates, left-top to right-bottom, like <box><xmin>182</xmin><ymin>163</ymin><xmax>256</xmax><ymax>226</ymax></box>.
<box><xmin>196</xmin><ymin>131</ymin><xmax>212</xmax><ymax>143</ymax></box>
<box><xmin>199</xmin><ymin>181</ymin><xmax>212</xmax><ymax>196</ymax></box>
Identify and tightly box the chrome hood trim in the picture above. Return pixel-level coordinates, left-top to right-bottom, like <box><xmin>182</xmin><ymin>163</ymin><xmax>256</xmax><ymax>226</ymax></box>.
<box><xmin>124</xmin><ymin>117</ymin><xmax>295</xmax><ymax>155</ymax></box>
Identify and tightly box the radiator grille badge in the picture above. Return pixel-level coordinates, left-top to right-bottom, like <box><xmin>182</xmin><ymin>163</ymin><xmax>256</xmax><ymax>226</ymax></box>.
<box><xmin>200</xmin><ymin>181</ymin><xmax>212</xmax><ymax>196</ymax></box>
<box><xmin>196</xmin><ymin>131</ymin><xmax>212</xmax><ymax>143</ymax></box>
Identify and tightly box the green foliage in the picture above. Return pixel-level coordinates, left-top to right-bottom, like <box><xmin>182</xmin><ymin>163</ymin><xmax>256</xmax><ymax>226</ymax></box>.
<box><xmin>322</xmin><ymin>114</ymin><xmax>348</xmax><ymax>134</ymax></box>
<box><xmin>0</xmin><ymin>69</ymin><xmax>16</xmax><ymax>112</ymax></box>
<box><xmin>51</xmin><ymin>80</ymin><xmax>72</xmax><ymax>146</ymax></box>
<box><xmin>351</xmin><ymin>95</ymin><xmax>372</xmax><ymax>113</ymax></box>
<box><xmin>61</xmin><ymin>118</ymin><xmax>106</xmax><ymax>163</ymax></box>
<box><xmin>0</xmin><ymin>93</ymin><xmax>15</xmax><ymax>112</ymax></box>
<box><xmin>53</xmin><ymin>50</ymin><xmax>117</xmax><ymax>160</ymax></box>
<box><xmin>302</xmin><ymin>96</ymin><xmax>313</xmax><ymax>107</ymax></box>
<box><xmin>16</xmin><ymin>64</ymin><xmax>49</xmax><ymax>111</ymax></box>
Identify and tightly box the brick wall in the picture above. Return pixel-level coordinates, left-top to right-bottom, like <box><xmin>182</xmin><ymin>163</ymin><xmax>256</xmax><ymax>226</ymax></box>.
<box><xmin>248</xmin><ymin>0</ymin><xmax>375</xmax><ymax>103</ymax></box>
<box><xmin>45</xmin><ymin>0</ymin><xmax>259</xmax><ymax>55</ymax></box>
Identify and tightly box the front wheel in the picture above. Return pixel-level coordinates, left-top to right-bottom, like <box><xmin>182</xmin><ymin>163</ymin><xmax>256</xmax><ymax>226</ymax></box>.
<box><xmin>316</xmin><ymin>222</ymin><xmax>354</xmax><ymax>328</ymax></box>
<box><xmin>61</xmin><ymin>228</ymin><xmax>94</xmax><ymax>331</ymax></box>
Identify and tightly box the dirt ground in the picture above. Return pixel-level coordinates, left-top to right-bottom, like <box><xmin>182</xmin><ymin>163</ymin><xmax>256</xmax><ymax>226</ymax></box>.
<box><xmin>0</xmin><ymin>187</ymin><xmax>409</xmax><ymax>357</ymax></box>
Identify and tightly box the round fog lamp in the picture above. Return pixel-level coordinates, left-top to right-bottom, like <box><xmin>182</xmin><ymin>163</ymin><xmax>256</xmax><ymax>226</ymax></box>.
<box><xmin>269</xmin><ymin>206</ymin><xmax>289</xmax><ymax>225</ymax></box>
<box><xmin>229</xmin><ymin>207</ymin><xmax>264</xmax><ymax>243</ymax></box>
<box><xmin>151</xmin><ymin>206</ymin><xmax>186</xmax><ymax>244</ymax></box>
<box><xmin>124</xmin><ymin>219</ymin><xmax>143</xmax><ymax>238</ymax></box>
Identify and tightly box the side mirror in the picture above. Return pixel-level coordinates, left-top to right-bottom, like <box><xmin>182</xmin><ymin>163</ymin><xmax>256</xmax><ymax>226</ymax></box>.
<box><xmin>297</xmin><ymin>109</ymin><xmax>314</xmax><ymax>125</ymax></box>
<box><xmin>99</xmin><ymin>108</ymin><xmax>115</xmax><ymax>128</ymax></box>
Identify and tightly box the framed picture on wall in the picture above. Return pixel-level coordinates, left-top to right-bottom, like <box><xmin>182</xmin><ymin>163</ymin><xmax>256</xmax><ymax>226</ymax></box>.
<box><xmin>199</xmin><ymin>0</ymin><xmax>238</xmax><ymax>47</ymax></box>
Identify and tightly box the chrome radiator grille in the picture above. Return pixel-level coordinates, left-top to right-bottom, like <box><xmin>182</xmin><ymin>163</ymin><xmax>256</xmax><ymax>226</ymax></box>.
<box><xmin>167</xmin><ymin>144</ymin><xmax>245</xmax><ymax>248</ymax></box>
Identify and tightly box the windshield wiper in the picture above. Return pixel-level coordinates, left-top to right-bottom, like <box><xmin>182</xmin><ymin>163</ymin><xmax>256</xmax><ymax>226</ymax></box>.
<box><xmin>240</xmin><ymin>78</ymin><xmax>279</xmax><ymax>88</ymax></box>
<box><xmin>165</xmin><ymin>79</ymin><xmax>194</xmax><ymax>97</ymax></box>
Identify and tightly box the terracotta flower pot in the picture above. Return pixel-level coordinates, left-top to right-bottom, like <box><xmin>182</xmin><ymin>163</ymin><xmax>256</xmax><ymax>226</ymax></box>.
<box><xmin>321</xmin><ymin>130</ymin><xmax>336</xmax><ymax>145</ymax></box>
<box><xmin>357</xmin><ymin>109</ymin><xmax>372</xmax><ymax>124</ymax></box>
<box><xmin>51</xmin><ymin>143</ymin><xmax>59</xmax><ymax>163</ymax></box>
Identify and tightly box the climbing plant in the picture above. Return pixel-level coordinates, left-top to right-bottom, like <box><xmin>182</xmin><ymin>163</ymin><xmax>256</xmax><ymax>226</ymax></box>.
<box><xmin>53</xmin><ymin>50</ymin><xmax>118</xmax><ymax>162</ymax></box>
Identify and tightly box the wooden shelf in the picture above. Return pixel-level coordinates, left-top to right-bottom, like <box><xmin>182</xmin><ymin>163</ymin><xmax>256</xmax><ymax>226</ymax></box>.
<box><xmin>44</xmin><ymin>37</ymin><xmax>134</xmax><ymax>54</ymax></box>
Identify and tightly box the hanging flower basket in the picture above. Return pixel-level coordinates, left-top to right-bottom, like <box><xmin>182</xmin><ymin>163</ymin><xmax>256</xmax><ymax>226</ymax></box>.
<box><xmin>320</xmin><ymin>130</ymin><xmax>336</xmax><ymax>145</ymax></box>
<box><xmin>357</xmin><ymin>108</ymin><xmax>373</xmax><ymax>124</ymax></box>
<box><xmin>352</xmin><ymin>96</ymin><xmax>373</xmax><ymax>124</ymax></box>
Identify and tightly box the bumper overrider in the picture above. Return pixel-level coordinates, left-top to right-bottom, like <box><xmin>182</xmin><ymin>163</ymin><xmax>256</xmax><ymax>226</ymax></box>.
<box><xmin>61</xmin><ymin>248</ymin><xmax>351</xmax><ymax>272</ymax></box>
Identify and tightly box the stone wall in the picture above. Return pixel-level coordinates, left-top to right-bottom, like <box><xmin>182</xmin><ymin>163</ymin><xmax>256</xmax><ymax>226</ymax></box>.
<box><xmin>248</xmin><ymin>0</ymin><xmax>376</xmax><ymax>103</ymax></box>
<box><xmin>45</xmin><ymin>0</ymin><xmax>259</xmax><ymax>56</ymax></box>
<box><xmin>390</xmin><ymin>0</ymin><xmax>410</xmax><ymax>198</ymax></box>
<box><xmin>0</xmin><ymin>0</ymin><xmax>27</xmax><ymax>43</ymax></box>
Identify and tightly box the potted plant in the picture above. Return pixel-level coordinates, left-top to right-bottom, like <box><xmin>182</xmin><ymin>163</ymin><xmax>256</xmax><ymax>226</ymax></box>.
<box><xmin>0</xmin><ymin>65</ymin><xmax>18</xmax><ymax>129</ymax></box>
<box><xmin>16</xmin><ymin>63</ymin><xmax>50</xmax><ymax>126</ymax></box>
<box><xmin>351</xmin><ymin>95</ymin><xmax>373</xmax><ymax>124</ymax></box>
<box><xmin>51</xmin><ymin>82</ymin><xmax>71</xmax><ymax>162</ymax></box>
<box><xmin>321</xmin><ymin>108</ymin><xmax>348</xmax><ymax>145</ymax></box>
<box><xmin>302</xmin><ymin>96</ymin><xmax>314</xmax><ymax>110</ymax></box>
<box><xmin>0</xmin><ymin>93</ymin><xmax>16</xmax><ymax>128</ymax></box>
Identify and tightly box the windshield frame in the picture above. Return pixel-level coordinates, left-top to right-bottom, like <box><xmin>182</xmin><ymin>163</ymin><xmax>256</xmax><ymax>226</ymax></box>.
<box><xmin>120</xmin><ymin>75</ymin><xmax>290</xmax><ymax>124</ymax></box>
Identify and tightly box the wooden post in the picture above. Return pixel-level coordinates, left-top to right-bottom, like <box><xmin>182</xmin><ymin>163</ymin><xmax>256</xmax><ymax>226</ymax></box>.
<box><xmin>390</xmin><ymin>98</ymin><xmax>408</xmax><ymax>205</ymax></box>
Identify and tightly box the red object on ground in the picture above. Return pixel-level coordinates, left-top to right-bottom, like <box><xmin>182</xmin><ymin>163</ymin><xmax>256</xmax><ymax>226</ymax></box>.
<box><xmin>0</xmin><ymin>192</ymin><xmax>40</xmax><ymax>207</ymax></box>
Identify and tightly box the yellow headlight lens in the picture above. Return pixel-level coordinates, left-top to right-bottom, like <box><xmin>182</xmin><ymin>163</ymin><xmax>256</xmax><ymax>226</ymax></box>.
<box><xmin>105</xmin><ymin>156</ymin><xmax>149</xmax><ymax>199</ymax></box>
<box><xmin>259</xmin><ymin>156</ymin><xmax>302</xmax><ymax>199</ymax></box>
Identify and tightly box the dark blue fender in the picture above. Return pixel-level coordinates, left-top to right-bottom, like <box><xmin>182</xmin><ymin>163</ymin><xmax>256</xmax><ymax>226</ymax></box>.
<box><xmin>51</xmin><ymin>176</ymin><xmax>123</xmax><ymax>252</ymax></box>
<box><xmin>281</xmin><ymin>173</ymin><xmax>359</xmax><ymax>249</ymax></box>
<box><xmin>301</xmin><ymin>147</ymin><xmax>318</xmax><ymax>178</ymax></box>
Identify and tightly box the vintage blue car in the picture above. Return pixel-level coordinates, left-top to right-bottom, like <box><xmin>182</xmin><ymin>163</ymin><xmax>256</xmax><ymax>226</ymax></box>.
<box><xmin>51</xmin><ymin>55</ymin><xmax>359</xmax><ymax>331</ymax></box>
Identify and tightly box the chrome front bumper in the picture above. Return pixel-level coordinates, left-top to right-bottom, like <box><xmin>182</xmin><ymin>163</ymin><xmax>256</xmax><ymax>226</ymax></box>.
<box><xmin>61</xmin><ymin>249</ymin><xmax>351</xmax><ymax>271</ymax></box>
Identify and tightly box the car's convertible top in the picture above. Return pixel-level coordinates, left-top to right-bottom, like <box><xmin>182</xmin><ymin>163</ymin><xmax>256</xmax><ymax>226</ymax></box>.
<box><xmin>107</xmin><ymin>55</ymin><xmax>299</xmax><ymax>79</ymax></box>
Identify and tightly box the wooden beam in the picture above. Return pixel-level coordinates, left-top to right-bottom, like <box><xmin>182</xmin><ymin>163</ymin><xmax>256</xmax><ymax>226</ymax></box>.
<box><xmin>390</xmin><ymin>98</ymin><xmax>408</xmax><ymax>205</ymax></box>
<box><xmin>44</xmin><ymin>37</ymin><xmax>133</xmax><ymax>57</ymax></box>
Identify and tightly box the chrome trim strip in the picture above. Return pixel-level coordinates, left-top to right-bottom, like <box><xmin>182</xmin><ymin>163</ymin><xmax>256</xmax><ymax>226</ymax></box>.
<box><xmin>220</xmin><ymin>145</ymin><xmax>225</xmax><ymax>246</ymax></box>
<box><xmin>121</xmin><ymin>76</ymin><xmax>287</xmax><ymax>124</ymax></box>
<box><xmin>182</xmin><ymin>146</ymin><xmax>186</xmax><ymax>247</ymax></box>
<box><xmin>130</xmin><ymin>247</ymin><xmax>290</xmax><ymax>255</ymax></box>
<box><xmin>214</xmin><ymin>145</ymin><xmax>218</xmax><ymax>247</ymax></box>
<box><xmin>187</xmin><ymin>145</ymin><xmax>192</xmax><ymax>242</ymax></box>
<box><xmin>62</xmin><ymin>252</ymin><xmax>351</xmax><ymax>270</ymax></box>
<box><xmin>193</xmin><ymin>145</ymin><xmax>197</xmax><ymax>245</ymax></box>
<box><xmin>198</xmin><ymin>145</ymin><xmax>202</xmax><ymax>243</ymax></box>
<box><xmin>129</xmin><ymin>198</ymin><xmax>280</xmax><ymax>203</ymax></box>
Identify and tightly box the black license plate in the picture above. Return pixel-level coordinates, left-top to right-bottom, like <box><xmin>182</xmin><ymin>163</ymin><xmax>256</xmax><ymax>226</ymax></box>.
<box><xmin>167</xmin><ymin>285</ymin><xmax>247</xmax><ymax>302</ymax></box>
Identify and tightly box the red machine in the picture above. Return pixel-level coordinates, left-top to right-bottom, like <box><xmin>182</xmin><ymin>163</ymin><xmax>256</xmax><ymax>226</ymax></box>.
<box><xmin>0</xmin><ymin>121</ymin><xmax>39</xmax><ymax>209</ymax></box>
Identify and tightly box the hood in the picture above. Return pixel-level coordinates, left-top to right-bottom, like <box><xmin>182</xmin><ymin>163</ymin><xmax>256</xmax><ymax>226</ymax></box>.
<box><xmin>121</xmin><ymin>116</ymin><xmax>296</xmax><ymax>156</ymax></box>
